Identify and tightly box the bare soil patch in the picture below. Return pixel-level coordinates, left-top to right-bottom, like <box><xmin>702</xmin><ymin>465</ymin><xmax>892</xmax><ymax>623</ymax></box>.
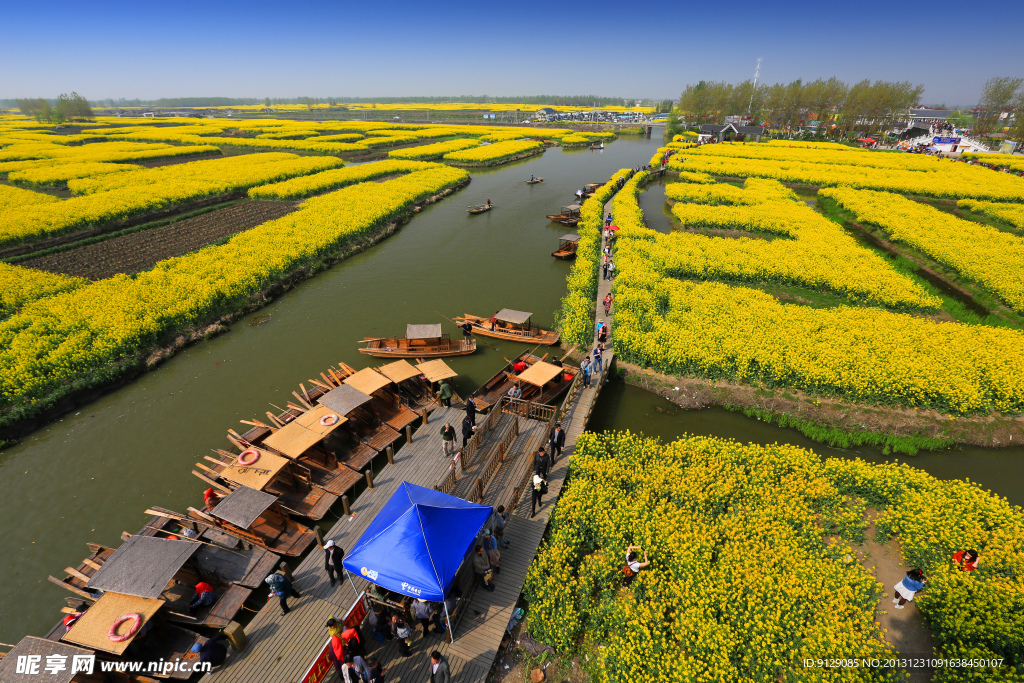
<box><xmin>23</xmin><ymin>200</ymin><xmax>297</xmax><ymax>280</ymax></box>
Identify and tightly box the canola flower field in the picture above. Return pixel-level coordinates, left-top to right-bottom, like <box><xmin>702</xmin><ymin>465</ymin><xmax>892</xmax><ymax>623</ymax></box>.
<box><xmin>0</xmin><ymin>112</ymin><xmax>627</xmax><ymax>426</ymax></box>
<box><xmin>606</xmin><ymin>170</ymin><xmax>1024</xmax><ymax>415</ymax></box>
<box><xmin>525</xmin><ymin>431</ymin><xmax>1024</xmax><ymax>682</ymax></box>
<box><xmin>667</xmin><ymin>143</ymin><xmax>1024</xmax><ymax>201</ymax></box>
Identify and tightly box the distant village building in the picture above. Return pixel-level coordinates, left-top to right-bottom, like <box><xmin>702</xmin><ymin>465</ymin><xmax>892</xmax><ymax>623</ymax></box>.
<box><xmin>698</xmin><ymin>123</ymin><xmax>764</xmax><ymax>143</ymax></box>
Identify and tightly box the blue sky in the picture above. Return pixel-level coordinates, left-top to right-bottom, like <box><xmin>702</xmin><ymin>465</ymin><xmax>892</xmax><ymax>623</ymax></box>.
<box><xmin>3</xmin><ymin>0</ymin><xmax>1022</xmax><ymax>105</ymax></box>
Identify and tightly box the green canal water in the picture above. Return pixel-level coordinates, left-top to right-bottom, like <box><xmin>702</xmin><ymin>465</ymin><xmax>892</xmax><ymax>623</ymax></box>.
<box><xmin>2</xmin><ymin>137</ymin><xmax>1021</xmax><ymax>648</ymax></box>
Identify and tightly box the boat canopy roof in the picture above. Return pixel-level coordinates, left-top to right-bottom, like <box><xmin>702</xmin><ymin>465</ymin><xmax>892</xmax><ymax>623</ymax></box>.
<box><xmin>416</xmin><ymin>359</ymin><xmax>458</xmax><ymax>382</ymax></box>
<box><xmin>517</xmin><ymin>360</ymin><xmax>564</xmax><ymax>387</ymax></box>
<box><xmin>263</xmin><ymin>420</ymin><xmax>326</xmax><ymax>458</ymax></box>
<box><xmin>378</xmin><ymin>360</ymin><xmax>422</xmax><ymax>383</ymax></box>
<box><xmin>344</xmin><ymin>367</ymin><xmax>395</xmax><ymax>396</ymax></box>
<box><xmin>318</xmin><ymin>384</ymin><xmax>374</xmax><ymax>415</ymax></box>
<box><xmin>210</xmin><ymin>486</ymin><xmax>278</xmax><ymax>529</ymax></box>
<box><xmin>406</xmin><ymin>323</ymin><xmax>443</xmax><ymax>340</ymax></box>
<box><xmin>495</xmin><ymin>308</ymin><xmax>533</xmax><ymax>325</ymax></box>
<box><xmin>63</xmin><ymin>592</ymin><xmax>164</xmax><ymax>654</ymax></box>
<box><xmin>87</xmin><ymin>534</ymin><xmax>199</xmax><ymax>599</ymax></box>
<box><xmin>0</xmin><ymin>637</ymin><xmax>92</xmax><ymax>683</ymax></box>
<box><xmin>563</xmin><ymin>204</ymin><xmax>581</xmax><ymax>211</ymax></box>
<box><xmin>560</xmin><ymin>234</ymin><xmax>580</xmax><ymax>242</ymax></box>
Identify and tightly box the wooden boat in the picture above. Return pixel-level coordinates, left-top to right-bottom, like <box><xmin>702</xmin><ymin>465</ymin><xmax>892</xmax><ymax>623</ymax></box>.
<box><xmin>467</xmin><ymin>202</ymin><xmax>493</xmax><ymax>214</ymax></box>
<box><xmin>454</xmin><ymin>309</ymin><xmax>560</xmax><ymax>345</ymax></box>
<box><xmin>545</xmin><ymin>204</ymin><xmax>582</xmax><ymax>226</ymax></box>
<box><xmin>147</xmin><ymin>489</ymin><xmax>317</xmax><ymax>558</ymax></box>
<box><xmin>360</xmin><ymin>324</ymin><xmax>476</xmax><ymax>358</ymax></box>
<box><xmin>3</xmin><ymin>635</ymin><xmax>174</xmax><ymax>682</ymax></box>
<box><xmin>472</xmin><ymin>350</ymin><xmax>578</xmax><ymax>411</ymax></box>
<box><xmin>552</xmin><ymin>233</ymin><xmax>580</xmax><ymax>260</ymax></box>
<box><xmin>525</xmin><ymin>177</ymin><xmax>544</xmax><ymax>184</ymax></box>
<box><xmin>579</xmin><ymin>182</ymin><xmax>602</xmax><ymax>200</ymax></box>
<box><xmin>51</xmin><ymin>534</ymin><xmax>256</xmax><ymax>630</ymax></box>
<box><xmin>589</xmin><ymin>143</ymin><xmax>605</xmax><ymax>150</ymax></box>
<box><xmin>48</xmin><ymin>542</ymin><xmax>117</xmax><ymax>601</ymax></box>
<box><xmin>56</xmin><ymin>591</ymin><xmax>207</xmax><ymax>679</ymax></box>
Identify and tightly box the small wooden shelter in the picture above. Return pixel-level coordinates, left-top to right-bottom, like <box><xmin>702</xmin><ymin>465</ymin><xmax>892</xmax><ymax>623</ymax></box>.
<box><xmin>454</xmin><ymin>310</ymin><xmax>560</xmax><ymax>345</ymax></box>
<box><xmin>377</xmin><ymin>359</ymin><xmax>436</xmax><ymax>410</ymax></box>
<box><xmin>552</xmin><ymin>233</ymin><xmax>580</xmax><ymax>260</ymax></box>
<box><xmin>359</xmin><ymin>324</ymin><xmax>476</xmax><ymax>358</ymax></box>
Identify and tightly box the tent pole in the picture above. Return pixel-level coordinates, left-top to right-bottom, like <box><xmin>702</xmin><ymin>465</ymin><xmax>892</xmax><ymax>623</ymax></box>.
<box><xmin>444</xmin><ymin>601</ymin><xmax>454</xmax><ymax>644</ymax></box>
<box><xmin>346</xmin><ymin>569</ymin><xmax>359</xmax><ymax>596</ymax></box>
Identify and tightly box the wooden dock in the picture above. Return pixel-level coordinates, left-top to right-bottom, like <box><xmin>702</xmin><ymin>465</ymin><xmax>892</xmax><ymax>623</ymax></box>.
<box><xmin>205</xmin><ymin>199</ymin><xmax>619</xmax><ymax>683</ymax></box>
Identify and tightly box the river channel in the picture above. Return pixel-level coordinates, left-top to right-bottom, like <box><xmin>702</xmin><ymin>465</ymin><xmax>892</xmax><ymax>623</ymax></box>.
<box><xmin>2</xmin><ymin>136</ymin><xmax>1021</xmax><ymax>647</ymax></box>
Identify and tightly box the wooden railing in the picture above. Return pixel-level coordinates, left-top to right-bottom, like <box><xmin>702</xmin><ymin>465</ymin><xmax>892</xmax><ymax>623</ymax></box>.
<box><xmin>501</xmin><ymin>397</ymin><xmax>556</xmax><ymax>423</ymax></box>
<box><xmin>467</xmin><ymin>416</ymin><xmax>520</xmax><ymax>504</ymax></box>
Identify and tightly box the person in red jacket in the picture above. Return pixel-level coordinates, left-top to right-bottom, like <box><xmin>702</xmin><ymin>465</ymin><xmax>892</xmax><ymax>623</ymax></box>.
<box><xmin>953</xmin><ymin>549</ymin><xmax>980</xmax><ymax>571</ymax></box>
<box><xmin>188</xmin><ymin>582</ymin><xmax>216</xmax><ymax>615</ymax></box>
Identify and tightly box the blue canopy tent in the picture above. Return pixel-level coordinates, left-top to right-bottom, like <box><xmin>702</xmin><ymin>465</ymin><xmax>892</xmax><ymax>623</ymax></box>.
<box><xmin>342</xmin><ymin>482</ymin><xmax>493</xmax><ymax>640</ymax></box>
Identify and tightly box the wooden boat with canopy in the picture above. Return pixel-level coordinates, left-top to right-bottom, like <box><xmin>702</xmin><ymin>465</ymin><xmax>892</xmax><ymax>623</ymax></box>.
<box><xmin>580</xmin><ymin>182</ymin><xmax>602</xmax><ymax>199</ymax></box>
<box><xmin>472</xmin><ymin>350</ymin><xmax>578</xmax><ymax>411</ymax></box>
<box><xmin>545</xmin><ymin>204</ymin><xmax>582</xmax><ymax>226</ymax></box>
<box><xmin>58</xmin><ymin>535</ymin><xmax>256</xmax><ymax>630</ymax></box>
<box><xmin>194</xmin><ymin>442</ymin><xmax>340</xmax><ymax>520</ymax></box>
<box><xmin>377</xmin><ymin>359</ymin><xmax>440</xmax><ymax>411</ymax></box>
<box><xmin>454</xmin><ymin>309</ymin><xmax>560</xmax><ymax>345</ymax></box>
<box><xmin>54</xmin><ymin>590</ymin><xmax>205</xmax><ymax>680</ymax></box>
<box><xmin>552</xmin><ymin>233</ymin><xmax>580</xmax><ymax>260</ymax></box>
<box><xmin>145</xmin><ymin>487</ymin><xmax>316</xmax><ymax>557</ymax></box>
<box><xmin>1</xmin><ymin>636</ymin><xmax>167</xmax><ymax>683</ymax></box>
<box><xmin>360</xmin><ymin>324</ymin><xmax>476</xmax><ymax>358</ymax></box>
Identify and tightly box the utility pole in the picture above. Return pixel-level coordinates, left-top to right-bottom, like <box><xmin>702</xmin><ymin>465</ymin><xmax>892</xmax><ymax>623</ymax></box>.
<box><xmin>748</xmin><ymin>57</ymin><xmax>762</xmax><ymax>116</ymax></box>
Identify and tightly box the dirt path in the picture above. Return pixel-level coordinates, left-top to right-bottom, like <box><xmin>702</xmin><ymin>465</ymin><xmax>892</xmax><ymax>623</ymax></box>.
<box><xmin>856</xmin><ymin>510</ymin><xmax>935</xmax><ymax>682</ymax></box>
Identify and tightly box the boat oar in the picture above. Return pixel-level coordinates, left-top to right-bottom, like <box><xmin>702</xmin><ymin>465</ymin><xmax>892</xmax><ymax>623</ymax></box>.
<box><xmin>434</xmin><ymin>311</ymin><xmax>501</xmax><ymax>353</ymax></box>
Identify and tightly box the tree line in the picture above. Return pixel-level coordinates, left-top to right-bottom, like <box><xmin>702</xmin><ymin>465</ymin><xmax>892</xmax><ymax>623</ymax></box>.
<box><xmin>14</xmin><ymin>93</ymin><xmax>94</xmax><ymax>123</ymax></box>
<box><xmin>673</xmin><ymin>78</ymin><xmax>925</xmax><ymax>137</ymax></box>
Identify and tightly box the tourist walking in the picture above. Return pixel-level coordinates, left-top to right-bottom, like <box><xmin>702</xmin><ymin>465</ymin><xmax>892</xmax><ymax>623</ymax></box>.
<box><xmin>549</xmin><ymin>423</ymin><xmax>565</xmax><ymax>462</ymax></box>
<box><xmin>533</xmin><ymin>447</ymin><xmax>549</xmax><ymax>477</ymax></box>
<box><xmin>461</xmin><ymin>416</ymin><xmax>475</xmax><ymax>449</ymax></box>
<box><xmin>413</xmin><ymin>599</ymin><xmax>435</xmax><ymax>637</ymax></box>
<box><xmin>440</xmin><ymin>422</ymin><xmax>456</xmax><ymax>458</ymax></box>
<box><xmin>953</xmin><ymin>549</ymin><xmax>980</xmax><ymax>571</ymax></box>
<box><xmin>437</xmin><ymin>380</ymin><xmax>452</xmax><ymax>408</ymax></box>
<box><xmin>607</xmin><ymin>260</ymin><xmax>615</xmax><ymax>280</ymax></box>
<box><xmin>365</xmin><ymin>657</ymin><xmax>385</xmax><ymax>683</ymax></box>
<box><xmin>482</xmin><ymin>529</ymin><xmax>501</xmax><ymax>573</ymax></box>
<box><xmin>472</xmin><ymin>544</ymin><xmax>495</xmax><ymax>592</ymax></box>
<box><xmin>429</xmin><ymin>651</ymin><xmax>451</xmax><ymax>683</ymax></box>
<box><xmin>622</xmin><ymin>545</ymin><xmax>650</xmax><ymax>587</ymax></box>
<box><xmin>265</xmin><ymin>569</ymin><xmax>300</xmax><ymax>615</ymax></box>
<box><xmin>340</xmin><ymin>655</ymin><xmax>362</xmax><ymax>683</ymax></box>
<box><xmin>581</xmin><ymin>357</ymin><xmax>591</xmax><ymax>388</ymax></box>
<box><xmin>893</xmin><ymin>569</ymin><xmax>927</xmax><ymax>609</ymax></box>
<box><xmin>465</xmin><ymin>395</ymin><xmax>476</xmax><ymax>425</ymax></box>
<box><xmin>391</xmin><ymin>615</ymin><xmax>413</xmax><ymax>655</ymax></box>
<box><xmin>603</xmin><ymin>293</ymin><xmax>613</xmax><ymax>316</ymax></box>
<box><xmin>598</xmin><ymin>322</ymin><xmax>609</xmax><ymax>345</ymax></box>
<box><xmin>602</xmin><ymin>257</ymin><xmax>609</xmax><ymax>280</ymax></box>
<box><xmin>605</xmin><ymin>213</ymin><xmax>612</xmax><ymax>227</ymax></box>
<box><xmin>593</xmin><ymin>346</ymin><xmax>603</xmax><ymax>373</ymax></box>
<box><xmin>492</xmin><ymin>505</ymin><xmax>510</xmax><ymax>549</ymax></box>
<box><xmin>530</xmin><ymin>473</ymin><xmax>547</xmax><ymax>518</ymax></box>
<box><xmin>323</xmin><ymin>539</ymin><xmax>345</xmax><ymax>587</ymax></box>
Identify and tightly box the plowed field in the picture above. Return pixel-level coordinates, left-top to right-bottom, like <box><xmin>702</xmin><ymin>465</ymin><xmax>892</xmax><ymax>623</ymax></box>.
<box><xmin>24</xmin><ymin>200</ymin><xmax>297</xmax><ymax>280</ymax></box>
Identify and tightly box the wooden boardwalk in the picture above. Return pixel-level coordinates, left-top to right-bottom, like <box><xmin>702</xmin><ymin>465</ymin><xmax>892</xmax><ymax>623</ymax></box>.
<box><xmin>205</xmin><ymin>200</ymin><xmax>619</xmax><ymax>683</ymax></box>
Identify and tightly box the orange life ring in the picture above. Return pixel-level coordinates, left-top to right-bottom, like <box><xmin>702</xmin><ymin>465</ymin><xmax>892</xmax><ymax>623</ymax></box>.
<box><xmin>237</xmin><ymin>449</ymin><xmax>260</xmax><ymax>466</ymax></box>
<box><xmin>108</xmin><ymin>613</ymin><xmax>143</xmax><ymax>642</ymax></box>
<box><xmin>320</xmin><ymin>414</ymin><xmax>340</xmax><ymax>427</ymax></box>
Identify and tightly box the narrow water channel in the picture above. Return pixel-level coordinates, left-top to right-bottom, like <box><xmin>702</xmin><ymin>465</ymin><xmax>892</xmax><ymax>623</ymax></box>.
<box><xmin>0</xmin><ymin>137</ymin><xmax>661</xmax><ymax>645</ymax></box>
